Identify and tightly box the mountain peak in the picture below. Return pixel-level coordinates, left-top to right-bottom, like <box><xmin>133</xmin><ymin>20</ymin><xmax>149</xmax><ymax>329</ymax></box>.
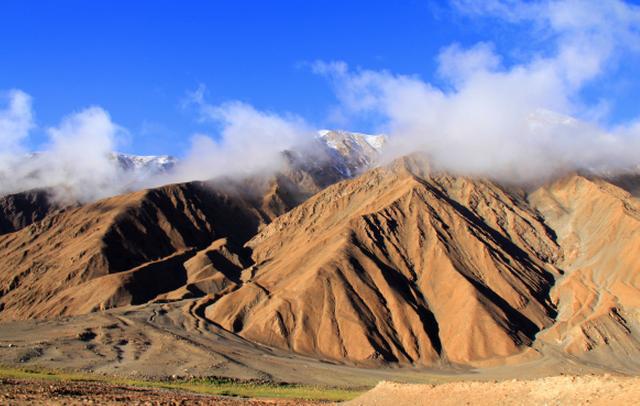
<box><xmin>316</xmin><ymin>129</ymin><xmax>387</xmax><ymax>178</ymax></box>
<box><xmin>318</xmin><ymin>129</ymin><xmax>387</xmax><ymax>151</ymax></box>
<box><xmin>108</xmin><ymin>152</ymin><xmax>177</xmax><ymax>173</ymax></box>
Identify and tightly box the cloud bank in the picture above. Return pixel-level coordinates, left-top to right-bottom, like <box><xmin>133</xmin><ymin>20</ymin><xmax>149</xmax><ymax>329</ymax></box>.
<box><xmin>167</xmin><ymin>87</ymin><xmax>314</xmax><ymax>184</ymax></box>
<box><xmin>0</xmin><ymin>87</ymin><xmax>314</xmax><ymax>202</ymax></box>
<box><xmin>0</xmin><ymin>103</ymin><xmax>129</xmax><ymax>202</ymax></box>
<box><xmin>315</xmin><ymin>0</ymin><xmax>640</xmax><ymax>182</ymax></box>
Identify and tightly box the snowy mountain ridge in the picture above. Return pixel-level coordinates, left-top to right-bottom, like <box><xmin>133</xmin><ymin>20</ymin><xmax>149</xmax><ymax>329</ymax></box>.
<box><xmin>108</xmin><ymin>152</ymin><xmax>177</xmax><ymax>173</ymax></box>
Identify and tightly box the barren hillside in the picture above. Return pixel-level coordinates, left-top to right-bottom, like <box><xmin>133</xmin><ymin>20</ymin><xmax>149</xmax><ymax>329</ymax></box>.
<box><xmin>0</xmin><ymin>154</ymin><xmax>639</xmax><ymax>373</ymax></box>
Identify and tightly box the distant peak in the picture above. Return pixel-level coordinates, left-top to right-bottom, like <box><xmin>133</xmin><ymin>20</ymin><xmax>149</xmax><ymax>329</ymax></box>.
<box><xmin>109</xmin><ymin>152</ymin><xmax>177</xmax><ymax>172</ymax></box>
<box><xmin>317</xmin><ymin>129</ymin><xmax>387</xmax><ymax>151</ymax></box>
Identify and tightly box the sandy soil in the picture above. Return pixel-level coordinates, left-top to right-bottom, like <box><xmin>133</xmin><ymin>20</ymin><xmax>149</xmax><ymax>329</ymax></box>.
<box><xmin>347</xmin><ymin>374</ymin><xmax>640</xmax><ymax>405</ymax></box>
<box><xmin>0</xmin><ymin>377</ymin><xmax>322</xmax><ymax>405</ymax></box>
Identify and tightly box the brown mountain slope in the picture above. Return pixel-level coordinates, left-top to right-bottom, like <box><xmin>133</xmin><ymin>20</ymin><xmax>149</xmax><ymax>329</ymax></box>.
<box><xmin>0</xmin><ymin>145</ymin><xmax>365</xmax><ymax>322</ymax></box>
<box><xmin>0</xmin><ymin>145</ymin><xmax>366</xmax><ymax>321</ymax></box>
<box><xmin>604</xmin><ymin>172</ymin><xmax>640</xmax><ymax>198</ymax></box>
<box><xmin>205</xmin><ymin>156</ymin><xmax>561</xmax><ymax>366</ymax></box>
<box><xmin>0</xmin><ymin>181</ymin><xmax>267</xmax><ymax>320</ymax></box>
<box><xmin>2</xmin><ymin>154</ymin><xmax>640</xmax><ymax>372</ymax></box>
<box><xmin>529</xmin><ymin>175</ymin><xmax>640</xmax><ymax>369</ymax></box>
<box><xmin>0</xmin><ymin>189</ymin><xmax>68</xmax><ymax>235</ymax></box>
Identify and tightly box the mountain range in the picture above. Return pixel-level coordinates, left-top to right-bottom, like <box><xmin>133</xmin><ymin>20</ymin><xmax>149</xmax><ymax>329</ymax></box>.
<box><xmin>0</xmin><ymin>129</ymin><xmax>639</xmax><ymax>379</ymax></box>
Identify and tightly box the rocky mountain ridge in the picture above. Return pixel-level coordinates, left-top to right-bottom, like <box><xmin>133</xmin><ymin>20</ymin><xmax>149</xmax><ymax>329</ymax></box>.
<box><xmin>1</xmin><ymin>153</ymin><xmax>639</xmax><ymax>372</ymax></box>
<box><xmin>0</xmin><ymin>130</ymin><xmax>386</xmax><ymax>233</ymax></box>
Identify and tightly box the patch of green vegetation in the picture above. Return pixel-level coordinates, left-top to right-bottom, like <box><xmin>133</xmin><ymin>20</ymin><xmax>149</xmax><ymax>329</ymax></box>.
<box><xmin>0</xmin><ymin>365</ymin><xmax>363</xmax><ymax>401</ymax></box>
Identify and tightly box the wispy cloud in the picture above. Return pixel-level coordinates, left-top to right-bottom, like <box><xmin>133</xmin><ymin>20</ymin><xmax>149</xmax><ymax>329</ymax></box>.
<box><xmin>0</xmin><ymin>83</ymin><xmax>320</xmax><ymax>202</ymax></box>
<box><xmin>0</xmin><ymin>106</ymin><xmax>130</xmax><ymax>202</ymax></box>
<box><xmin>452</xmin><ymin>0</ymin><xmax>640</xmax><ymax>87</ymax></box>
<box><xmin>0</xmin><ymin>89</ymin><xmax>34</xmax><ymax>156</ymax></box>
<box><xmin>313</xmin><ymin>0</ymin><xmax>640</xmax><ymax>182</ymax></box>
<box><xmin>168</xmin><ymin>86</ymin><xmax>315</xmax><ymax>182</ymax></box>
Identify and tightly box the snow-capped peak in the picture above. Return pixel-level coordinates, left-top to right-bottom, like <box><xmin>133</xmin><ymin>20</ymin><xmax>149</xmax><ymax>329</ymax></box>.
<box><xmin>316</xmin><ymin>129</ymin><xmax>387</xmax><ymax>178</ymax></box>
<box><xmin>317</xmin><ymin>129</ymin><xmax>387</xmax><ymax>150</ymax></box>
<box><xmin>363</xmin><ymin>134</ymin><xmax>386</xmax><ymax>151</ymax></box>
<box><xmin>109</xmin><ymin>152</ymin><xmax>177</xmax><ymax>173</ymax></box>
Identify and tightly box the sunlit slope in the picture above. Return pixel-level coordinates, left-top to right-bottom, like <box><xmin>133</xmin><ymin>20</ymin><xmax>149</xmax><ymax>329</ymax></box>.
<box><xmin>206</xmin><ymin>156</ymin><xmax>560</xmax><ymax>365</ymax></box>
<box><xmin>530</xmin><ymin>175</ymin><xmax>640</xmax><ymax>368</ymax></box>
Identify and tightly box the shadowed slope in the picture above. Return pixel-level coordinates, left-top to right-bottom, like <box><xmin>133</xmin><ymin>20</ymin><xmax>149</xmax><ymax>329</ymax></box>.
<box><xmin>0</xmin><ymin>189</ymin><xmax>68</xmax><ymax>235</ymax></box>
<box><xmin>0</xmin><ymin>181</ymin><xmax>266</xmax><ymax>320</ymax></box>
<box><xmin>0</xmin><ymin>150</ymin><xmax>362</xmax><ymax>322</ymax></box>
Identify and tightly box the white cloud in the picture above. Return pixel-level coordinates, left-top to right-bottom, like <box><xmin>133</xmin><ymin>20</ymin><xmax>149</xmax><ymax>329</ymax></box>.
<box><xmin>41</xmin><ymin>107</ymin><xmax>125</xmax><ymax>201</ymax></box>
<box><xmin>453</xmin><ymin>0</ymin><xmax>640</xmax><ymax>87</ymax></box>
<box><xmin>0</xmin><ymin>87</ymin><xmax>318</xmax><ymax>202</ymax></box>
<box><xmin>0</xmin><ymin>105</ymin><xmax>129</xmax><ymax>202</ymax></box>
<box><xmin>437</xmin><ymin>42</ymin><xmax>501</xmax><ymax>87</ymax></box>
<box><xmin>0</xmin><ymin>89</ymin><xmax>33</xmax><ymax>156</ymax></box>
<box><xmin>170</xmin><ymin>91</ymin><xmax>315</xmax><ymax>182</ymax></box>
<box><xmin>313</xmin><ymin>0</ymin><xmax>640</xmax><ymax>182</ymax></box>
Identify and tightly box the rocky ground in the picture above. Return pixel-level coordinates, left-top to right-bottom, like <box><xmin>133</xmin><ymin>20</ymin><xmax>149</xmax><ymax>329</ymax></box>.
<box><xmin>0</xmin><ymin>377</ymin><xmax>323</xmax><ymax>405</ymax></box>
<box><xmin>3</xmin><ymin>373</ymin><xmax>640</xmax><ymax>405</ymax></box>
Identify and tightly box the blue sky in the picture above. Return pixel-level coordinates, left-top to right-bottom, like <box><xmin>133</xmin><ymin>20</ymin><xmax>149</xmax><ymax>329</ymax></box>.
<box><xmin>2</xmin><ymin>0</ymin><xmax>640</xmax><ymax>157</ymax></box>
